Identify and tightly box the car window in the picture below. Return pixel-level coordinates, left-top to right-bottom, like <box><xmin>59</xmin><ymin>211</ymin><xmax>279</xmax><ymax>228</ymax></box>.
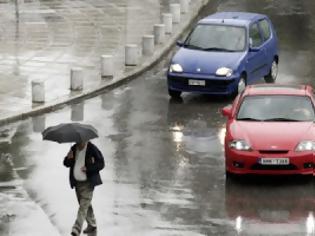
<box><xmin>184</xmin><ymin>24</ymin><xmax>246</xmax><ymax>52</ymax></box>
<box><xmin>249</xmin><ymin>23</ymin><xmax>263</xmax><ymax>47</ymax></box>
<box><xmin>259</xmin><ymin>19</ymin><xmax>271</xmax><ymax>41</ymax></box>
<box><xmin>237</xmin><ymin>95</ymin><xmax>315</xmax><ymax>122</ymax></box>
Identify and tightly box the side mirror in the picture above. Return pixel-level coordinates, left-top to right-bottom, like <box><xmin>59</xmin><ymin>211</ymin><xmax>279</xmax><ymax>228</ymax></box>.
<box><xmin>221</xmin><ymin>105</ymin><xmax>232</xmax><ymax>118</ymax></box>
<box><xmin>249</xmin><ymin>38</ymin><xmax>253</xmax><ymax>47</ymax></box>
<box><xmin>176</xmin><ymin>40</ymin><xmax>184</xmax><ymax>47</ymax></box>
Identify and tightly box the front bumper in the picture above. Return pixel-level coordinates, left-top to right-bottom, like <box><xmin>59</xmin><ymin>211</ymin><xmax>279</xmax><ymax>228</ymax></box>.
<box><xmin>225</xmin><ymin>148</ymin><xmax>314</xmax><ymax>175</ymax></box>
<box><xmin>167</xmin><ymin>72</ymin><xmax>239</xmax><ymax>95</ymax></box>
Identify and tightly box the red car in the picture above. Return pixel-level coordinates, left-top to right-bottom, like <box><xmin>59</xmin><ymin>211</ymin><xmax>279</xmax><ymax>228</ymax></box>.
<box><xmin>221</xmin><ymin>84</ymin><xmax>315</xmax><ymax>176</ymax></box>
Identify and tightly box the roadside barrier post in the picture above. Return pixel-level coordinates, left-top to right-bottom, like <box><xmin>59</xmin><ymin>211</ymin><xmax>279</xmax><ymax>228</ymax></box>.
<box><xmin>154</xmin><ymin>24</ymin><xmax>165</xmax><ymax>44</ymax></box>
<box><xmin>142</xmin><ymin>35</ymin><xmax>154</xmax><ymax>56</ymax></box>
<box><xmin>70</xmin><ymin>67</ymin><xmax>83</xmax><ymax>91</ymax></box>
<box><xmin>162</xmin><ymin>13</ymin><xmax>173</xmax><ymax>34</ymax></box>
<box><xmin>31</xmin><ymin>79</ymin><xmax>45</xmax><ymax>103</ymax></box>
<box><xmin>170</xmin><ymin>4</ymin><xmax>180</xmax><ymax>23</ymax></box>
<box><xmin>125</xmin><ymin>44</ymin><xmax>139</xmax><ymax>66</ymax></box>
<box><xmin>101</xmin><ymin>55</ymin><xmax>114</xmax><ymax>78</ymax></box>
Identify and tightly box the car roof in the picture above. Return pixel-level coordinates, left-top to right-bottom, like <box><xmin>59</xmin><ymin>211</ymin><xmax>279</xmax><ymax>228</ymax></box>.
<box><xmin>243</xmin><ymin>84</ymin><xmax>312</xmax><ymax>96</ymax></box>
<box><xmin>199</xmin><ymin>12</ymin><xmax>267</xmax><ymax>27</ymax></box>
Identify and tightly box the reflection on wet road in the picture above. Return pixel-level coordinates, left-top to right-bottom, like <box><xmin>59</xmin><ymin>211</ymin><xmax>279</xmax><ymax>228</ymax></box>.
<box><xmin>225</xmin><ymin>177</ymin><xmax>315</xmax><ymax>236</ymax></box>
<box><xmin>2</xmin><ymin>0</ymin><xmax>315</xmax><ymax>235</ymax></box>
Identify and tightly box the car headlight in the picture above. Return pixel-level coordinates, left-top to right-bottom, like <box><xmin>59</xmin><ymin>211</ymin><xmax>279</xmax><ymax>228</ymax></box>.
<box><xmin>295</xmin><ymin>141</ymin><xmax>315</xmax><ymax>152</ymax></box>
<box><xmin>169</xmin><ymin>64</ymin><xmax>183</xmax><ymax>73</ymax></box>
<box><xmin>229</xmin><ymin>140</ymin><xmax>251</xmax><ymax>151</ymax></box>
<box><xmin>216</xmin><ymin>67</ymin><xmax>233</xmax><ymax>77</ymax></box>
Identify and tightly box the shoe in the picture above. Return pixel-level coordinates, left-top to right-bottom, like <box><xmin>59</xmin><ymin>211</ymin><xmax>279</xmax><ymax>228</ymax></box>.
<box><xmin>71</xmin><ymin>227</ymin><xmax>80</xmax><ymax>236</ymax></box>
<box><xmin>83</xmin><ymin>225</ymin><xmax>97</xmax><ymax>234</ymax></box>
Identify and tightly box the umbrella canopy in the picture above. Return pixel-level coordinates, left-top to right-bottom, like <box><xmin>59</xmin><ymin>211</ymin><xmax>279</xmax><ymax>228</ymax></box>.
<box><xmin>42</xmin><ymin>123</ymin><xmax>98</xmax><ymax>143</ymax></box>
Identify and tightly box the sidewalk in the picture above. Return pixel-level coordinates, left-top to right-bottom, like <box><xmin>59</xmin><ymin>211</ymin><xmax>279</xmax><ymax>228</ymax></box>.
<box><xmin>0</xmin><ymin>153</ymin><xmax>60</xmax><ymax>236</ymax></box>
<box><xmin>0</xmin><ymin>0</ymin><xmax>208</xmax><ymax>126</ymax></box>
<box><xmin>0</xmin><ymin>0</ymin><xmax>209</xmax><ymax>235</ymax></box>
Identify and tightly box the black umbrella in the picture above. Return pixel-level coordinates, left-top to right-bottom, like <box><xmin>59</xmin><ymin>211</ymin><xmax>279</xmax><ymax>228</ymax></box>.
<box><xmin>42</xmin><ymin>123</ymin><xmax>98</xmax><ymax>143</ymax></box>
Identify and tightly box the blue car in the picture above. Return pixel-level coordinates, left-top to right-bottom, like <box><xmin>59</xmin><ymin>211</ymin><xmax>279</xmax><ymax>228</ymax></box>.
<box><xmin>167</xmin><ymin>12</ymin><xmax>279</xmax><ymax>98</ymax></box>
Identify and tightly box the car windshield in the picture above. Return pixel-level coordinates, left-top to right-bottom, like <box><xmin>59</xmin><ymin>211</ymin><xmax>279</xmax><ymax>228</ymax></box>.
<box><xmin>237</xmin><ymin>95</ymin><xmax>315</xmax><ymax>122</ymax></box>
<box><xmin>184</xmin><ymin>24</ymin><xmax>246</xmax><ymax>52</ymax></box>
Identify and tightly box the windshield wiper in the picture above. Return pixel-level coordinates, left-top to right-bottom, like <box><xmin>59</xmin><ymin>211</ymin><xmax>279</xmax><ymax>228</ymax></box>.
<box><xmin>183</xmin><ymin>44</ymin><xmax>204</xmax><ymax>50</ymax></box>
<box><xmin>263</xmin><ymin>118</ymin><xmax>300</xmax><ymax>122</ymax></box>
<box><xmin>202</xmin><ymin>47</ymin><xmax>235</xmax><ymax>52</ymax></box>
<box><xmin>237</xmin><ymin>117</ymin><xmax>262</xmax><ymax>121</ymax></box>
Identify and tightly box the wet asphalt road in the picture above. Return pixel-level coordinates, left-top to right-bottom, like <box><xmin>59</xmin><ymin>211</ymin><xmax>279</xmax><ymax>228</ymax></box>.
<box><xmin>2</xmin><ymin>0</ymin><xmax>315</xmax><ymax>235</ymax></box>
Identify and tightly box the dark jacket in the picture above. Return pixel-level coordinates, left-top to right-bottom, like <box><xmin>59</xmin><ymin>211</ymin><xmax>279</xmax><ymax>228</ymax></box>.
<box><xmin>63</xmin><ymin>142</ymin><xmax>105</xmax><ymax>188</ymax></box>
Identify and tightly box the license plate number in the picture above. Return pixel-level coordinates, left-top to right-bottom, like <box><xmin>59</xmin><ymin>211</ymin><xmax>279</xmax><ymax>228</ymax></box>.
<box><xmin>259</xmin><ymin>158</ymin><xmax>289</xmax><ymax>165</ymax></box>
<box><xmin>188</xmin><ymin>79</ymin><xmax>205</xmax><ymax>86</ymax></box>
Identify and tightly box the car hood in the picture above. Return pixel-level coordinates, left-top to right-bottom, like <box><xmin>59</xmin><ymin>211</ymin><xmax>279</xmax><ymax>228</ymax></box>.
<box><xmin>172</xmin><ymin>47</ymin><xmax>245</xmax><ymax>74</ymax></box>
<box><xmin>229</xmin><ymin>121</ymin><xmax>315</xmax><ymax>150</ymax></box>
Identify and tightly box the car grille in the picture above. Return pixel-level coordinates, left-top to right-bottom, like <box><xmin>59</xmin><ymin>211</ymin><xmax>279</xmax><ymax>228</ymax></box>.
<box><xmin>259</xmin><ymin>150</ymin><xmax>289</xmax><ymax>154</ymax></box>
<box><xmin>251</xmin><ymin>163</ymin><xmax>297</xmax><ymax>170</ymax></box>
<box><xmin>168</xmin><ymin>75</ymin><xmax>234</xmax><ymax>92</ymax></box>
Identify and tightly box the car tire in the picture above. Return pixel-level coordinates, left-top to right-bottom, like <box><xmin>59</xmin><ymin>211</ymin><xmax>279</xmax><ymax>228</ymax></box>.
<box><xmin>231</xmin><ymin>76</ymin><xmax>246</xmax><ymax>98</ymax></box>
<box><xmin>225</xmin><ymin>171</ymin><xmax>232</xmax><ymax>179</ymax></box>
<box><xmin>168</xmin><ymin>89</ymin><xmax>182</xmax><ymax>98</ymax></box>
<box><xmin>264</xmin><ymin>59</ymin><xmax>278</xmax><ymax>83</ymax></box>
<box><xmin>225</xmin><ymin>171</ymin><xmax>236</xmax><ymax>180</ymax></box>
<box><xmin>301</xmin><ymin>175</ymin><xmax>313</xmax><ymax>183</ymax></box>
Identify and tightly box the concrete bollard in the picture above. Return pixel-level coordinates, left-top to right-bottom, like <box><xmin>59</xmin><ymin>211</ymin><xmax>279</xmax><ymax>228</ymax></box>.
<box><xmin>170</xmin><ymin>3</ymin><xmax>180</xmax><ymax>24</ymax></box>
<box><xmin>142</xmin><ymin>35</ymin><xmax>154</xmax><ymax>56</ymax></box>
<box><xmin>154</xmin><ymin>24</ymin><xmax>165</xmax><ymax>44</ymax></box>
<box><xmin>180</xmin><ymin>0</ymin><xmax>189</xmax><ymax>13</ymax></box>
<box><xmin>32</xmin><ymin>79</ymin><xmax>45</xmax><ymax>103</ymax></box>
<box><xmin>70</xmin><ymin>67</ymin><xmax>83</xmax><ymax>91</ymax></box>
<box><xmin>162</xmin><ymin>13</ymin><xmax>173</xmax><ymax>34</ymax></box>
<box><xmin>101</xmin><ymin>55</ymin><xmax>114</xmax><ymax>78</ymax></box>
<box><xmin>125</xmin><ymin>44</ymin><xmax>139</xmax><ymax>66</ymax></box>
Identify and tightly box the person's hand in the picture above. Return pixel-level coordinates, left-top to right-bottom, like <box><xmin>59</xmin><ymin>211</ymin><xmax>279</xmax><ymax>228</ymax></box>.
<box><xmin>81</xmin><ymin>166</ymin><xmax>86</xmax><ymax>172</ymax></box>
<box><xmin>67</xmin><ymin>150</ymin><xmax>74</xmax><ymax>159</ymax></box>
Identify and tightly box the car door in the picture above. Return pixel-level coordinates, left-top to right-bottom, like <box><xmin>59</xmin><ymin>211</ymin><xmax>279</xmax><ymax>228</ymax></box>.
<box><xmin>258</xmin><ymin>18</ymin><xmax>276</xmax><ymax>76</ymax></box>
<box><xmin>246</xmin><ymin>22</ymin><xmax>267</xmax><ymax>82</ymax></box>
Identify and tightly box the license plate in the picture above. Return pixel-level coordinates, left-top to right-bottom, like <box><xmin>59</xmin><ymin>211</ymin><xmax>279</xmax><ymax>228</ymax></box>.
<box><xmin>259</xmin><ymin>158</ymin><xmax>289</xmax><ymax>165</ymax></box>
<box><xmin>188</xmin><ymin>79</ymin><xmax>205</xmax><ymax>86</ymax></box>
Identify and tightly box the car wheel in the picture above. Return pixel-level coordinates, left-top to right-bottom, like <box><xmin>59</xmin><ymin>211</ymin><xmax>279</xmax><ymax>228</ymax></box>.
<box><xmin>231</xmin><ymin>76</ymin><xmax>246</xmax><ymax>97</ymax></box>
<box><xmin>225</xmin><ymin>171</ymin><xmax>238</xmax><ymax>181</ymax></box>
<box><xmin>225</xmin><ymin>171</ymin><xmax>232</xmax><ymax>179</ymax></box>
<box><xmin>264</xmin><ymin>60</ymin><xmax>278</xmax><ymax>83</ymax></box>
<box><xmin>168</xmin><ymin>89</ymin><xmax>182</xmax><ymax>98</ymax></box>
<box><xmin>301</xmin><ymin>175</ymin><xmax>313</xmax><ymax>183</ymax></box>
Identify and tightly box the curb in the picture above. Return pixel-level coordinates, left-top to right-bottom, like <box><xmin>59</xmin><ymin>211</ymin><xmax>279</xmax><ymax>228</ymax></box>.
<box><xmin>1</xmin><ymin>0</ymin><xmax>209</xmax><ymax>126</ymax></box>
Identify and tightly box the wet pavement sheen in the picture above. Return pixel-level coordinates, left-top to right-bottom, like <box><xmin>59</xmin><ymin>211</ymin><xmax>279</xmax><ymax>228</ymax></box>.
<box><xmin>0</xmin><ymin>0</ymin><xmax>201</xmax><ymax>122</ymax></box>
<box><xmin>2</xmin><ymin>0</ymin><xmax>315</xmax><ymax>235</ymax></box>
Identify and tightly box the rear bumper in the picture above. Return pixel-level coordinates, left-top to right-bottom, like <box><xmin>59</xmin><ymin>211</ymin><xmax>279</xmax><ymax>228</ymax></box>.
<box><xmin>167</xmin><ymin>72</ymin><xmax>239</xmax><ymax>95</ymax></box>
<box><xmin>225</xmin><ymin>148</ymin><xmax>314</xmax><ymax>175</ymax></box>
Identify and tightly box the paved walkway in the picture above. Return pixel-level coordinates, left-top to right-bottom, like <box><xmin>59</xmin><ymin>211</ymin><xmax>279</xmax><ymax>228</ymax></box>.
<box><xmin>0</xmin><ymin>0</ymin><xmax>207</xmax><ymax>125</ymax></box>
<box><xmin>0</xmin><ymin>0</ymin><xmax>209</xmax><ymax>235</ymax></box>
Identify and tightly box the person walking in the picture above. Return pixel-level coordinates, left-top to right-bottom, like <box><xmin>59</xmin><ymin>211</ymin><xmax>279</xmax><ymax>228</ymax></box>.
<box><xmin>63</xmin><ymin>141</ymin><xmax>105</xmax><ymax>236</ymax></box>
